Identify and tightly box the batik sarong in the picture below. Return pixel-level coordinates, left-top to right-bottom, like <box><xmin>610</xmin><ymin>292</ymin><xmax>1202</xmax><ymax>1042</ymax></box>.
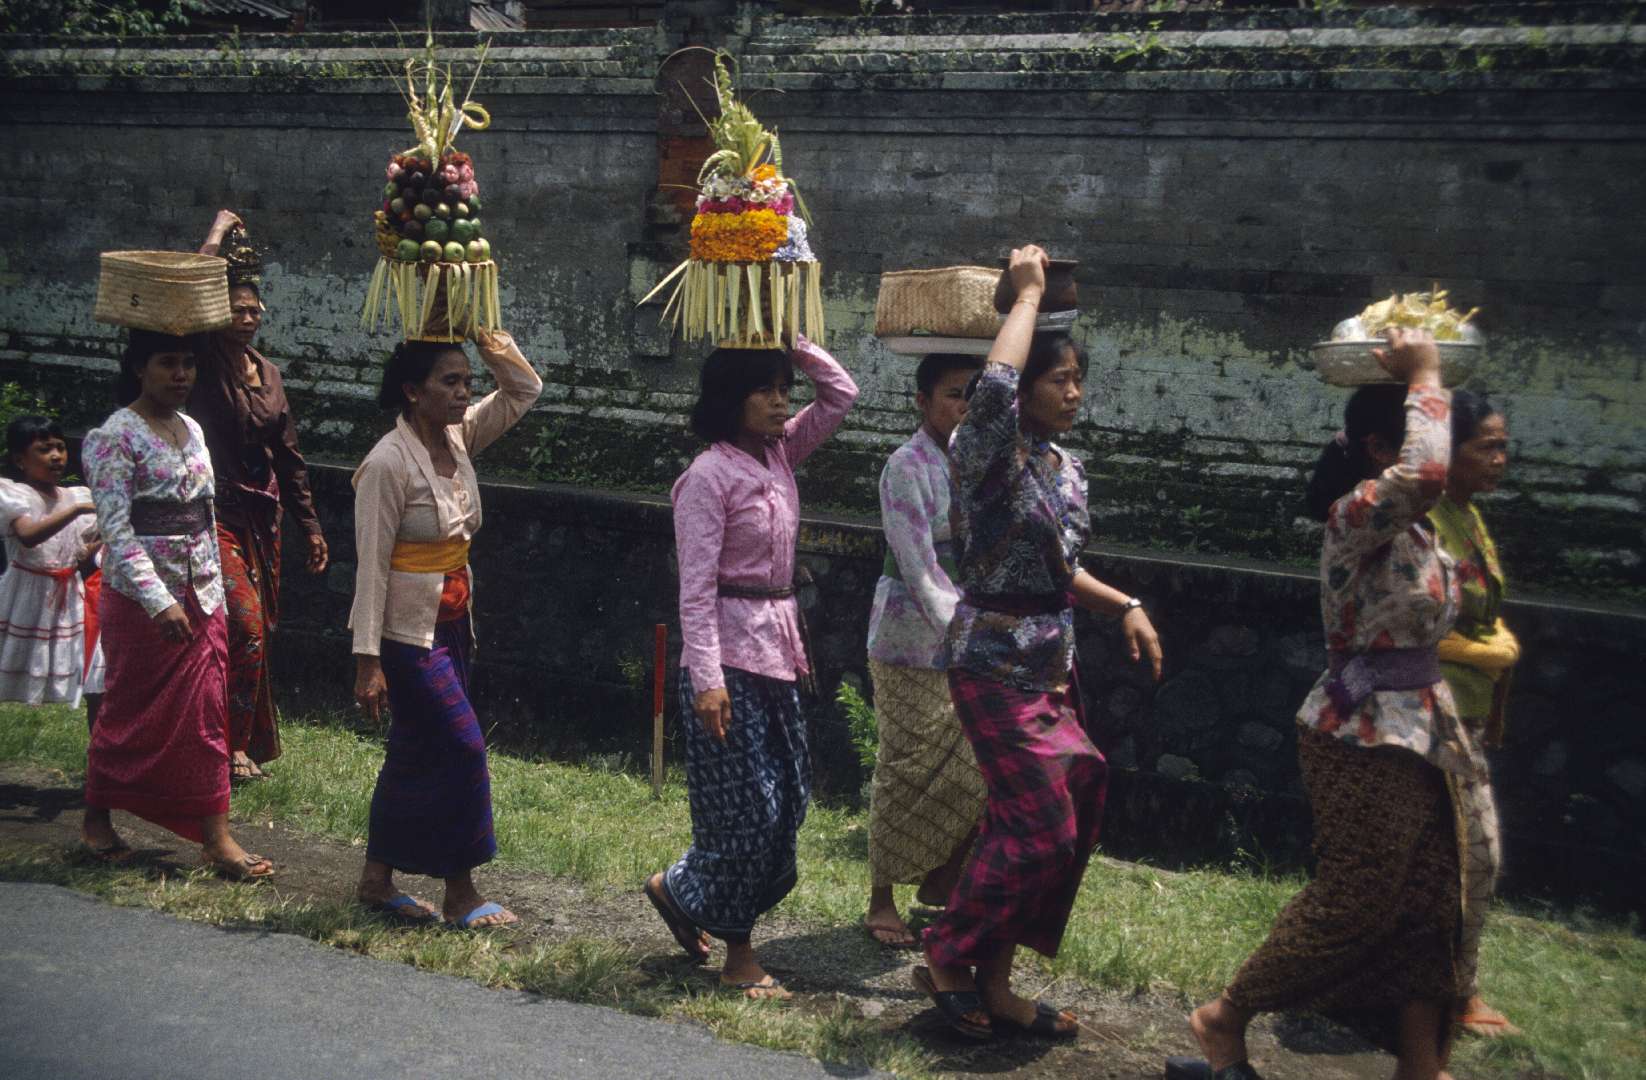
<box><xmin>366</xmin><ymin>614</ymin><xmax>496</xmax><ymax>879</ymax></box>
<box><xmin>923</xmin><ymin>667</ymin><xmax>1107</xmax><ymax>967</ymax></box>
<box><xmin>866</xmin><ymin>659</ymin><xmax>985</xmax><ymax>888</ymax></box>
<box><xmin>219</xmin><ymin>521</ymin><xmax>281</xmax><ymax>765</ymax></box>
<box><xmin>1225</xmin><ymin>728</ymin><xmax>1461</xmax><ymax>1046</ymax></box>
<box><xmin>664</xmin><ymin>667</ymin><xmax>810</xmax><ymax>944</ymax></box>
<box><xmin>84</xmin><ymin>588</ymin><xmax>230</xmax><ymax>843</ymax></box>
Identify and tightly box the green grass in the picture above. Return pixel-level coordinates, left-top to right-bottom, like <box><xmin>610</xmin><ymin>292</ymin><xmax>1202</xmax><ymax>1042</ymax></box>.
<box><xmin>4</xmin><ymin>703</ymin><xmax>1643</xmax><ymax>1079</ymax></box>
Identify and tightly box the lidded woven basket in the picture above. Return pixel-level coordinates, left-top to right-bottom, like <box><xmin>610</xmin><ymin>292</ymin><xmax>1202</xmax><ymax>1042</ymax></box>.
<box><xmin>95</xmin><ymin>251</ymin><xmax>232</xmax><ymax>336</ymax></box>
<box><xmin>874</xmin><ymin>266</ymin><xmax>1003</xmax><ymax>339</ymax></box>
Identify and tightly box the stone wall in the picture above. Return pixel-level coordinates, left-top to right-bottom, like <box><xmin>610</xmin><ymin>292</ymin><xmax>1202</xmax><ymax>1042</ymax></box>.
<box><xmin>2</xmin><ymin>2</ymin><xmax>1645</xmax><ymax>601</ymax></box>
<box><xmin>270</xmin><ymin>462</ymin><xmax>1646</xmax><ymax>910</ymax></box>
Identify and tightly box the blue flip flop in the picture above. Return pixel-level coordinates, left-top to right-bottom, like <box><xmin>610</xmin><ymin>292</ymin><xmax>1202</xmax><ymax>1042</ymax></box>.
<box><xmin>447</xmin><ymin>900</ymin><xmax>518</xmax><ymax>930</ymax></box>
<box><xmin>366</xmin><ymin>893</ymin><xmax>438</xmax><ymax>925</ymax></box>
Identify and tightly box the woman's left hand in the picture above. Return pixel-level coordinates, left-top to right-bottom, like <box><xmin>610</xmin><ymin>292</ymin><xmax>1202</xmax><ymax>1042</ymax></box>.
<box><xmin>306</xmin><ymin>533</ymin><xmax>329</xmax><ymax>574</ymax></box>
<box><xmin>1122</xmin><ymin>607</ymin><xmax>1164</xmax><ymax>682</ymax></box>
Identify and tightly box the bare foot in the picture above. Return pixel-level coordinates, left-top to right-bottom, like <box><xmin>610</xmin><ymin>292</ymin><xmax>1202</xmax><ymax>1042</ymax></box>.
<box><xmin>1189</xmin><ymin>998</ymin><xmax>1250</xmax><ymax>1072</ymax></box>
<box><xmin>229</xmin><ymin>751</ymin><xmax>264</xmax><ymax>781</ymax></box>
<box><xmin>80</xmin><ymin>808</ymin><xmax>126</xmax><ymax>853</ymax></box>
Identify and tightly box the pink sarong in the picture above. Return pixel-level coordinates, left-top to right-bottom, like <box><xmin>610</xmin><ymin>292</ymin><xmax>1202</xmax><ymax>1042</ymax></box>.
<box><xmin>84</xmin><ymin>588</ymin><xmax>229</xmax><ymax>842</ymax></box>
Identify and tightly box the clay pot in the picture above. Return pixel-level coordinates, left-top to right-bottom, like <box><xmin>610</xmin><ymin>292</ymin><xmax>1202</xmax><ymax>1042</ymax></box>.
<box><xmin>993</xmin><ymin>257</ymin><xmax>1079</xmax><ymax>314</ymax></box>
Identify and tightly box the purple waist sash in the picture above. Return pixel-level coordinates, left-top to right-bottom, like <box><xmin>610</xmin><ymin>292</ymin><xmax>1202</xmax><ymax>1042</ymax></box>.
<box><xmin>1324</xmin><ymin>647</ymin><xmax>1443</xmax><ymax>716</ymax></box>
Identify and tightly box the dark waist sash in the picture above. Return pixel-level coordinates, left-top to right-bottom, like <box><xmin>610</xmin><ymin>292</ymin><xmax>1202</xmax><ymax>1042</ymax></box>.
<box><xmin>1324</xmin><ymin>647</ymin><xmax>1443</xmax><ymax>716</ymax></box>
<box><xmin>130</xmin><ymin>497</ymin><xmax>212</xmax><ymax>536</ymax></box>
<box><xmin>964</xmin><ymin>591</ymin><xmax>1071</xmax><ymax>617</ymax></box>
<box><xmin>717</xmin><ymin>567</ymin><xmax>817</xmax><ymax>696</ymax></box>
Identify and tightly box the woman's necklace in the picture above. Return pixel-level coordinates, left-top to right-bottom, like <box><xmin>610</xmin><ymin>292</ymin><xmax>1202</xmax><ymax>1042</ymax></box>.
<box><xmin>136</xmin><ymin>402</ymin><xmax>188</xmax><ymax>453</ymax></box>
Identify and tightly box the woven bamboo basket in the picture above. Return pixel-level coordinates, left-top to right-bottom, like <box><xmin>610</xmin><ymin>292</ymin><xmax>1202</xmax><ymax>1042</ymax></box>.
<box><xmin>95</xmin><ymin>251</ymin><xmax>232</xmax><ymax>336</ymax></box>
<box><xmin>874</xmin><ymin>266</ymin><xmax>1003</xmax><ymax>339</ymax></box>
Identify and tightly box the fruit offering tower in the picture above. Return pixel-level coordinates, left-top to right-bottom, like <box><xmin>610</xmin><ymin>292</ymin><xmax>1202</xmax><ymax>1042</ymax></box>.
<box><xmin>361</xmin><ymin>36</ymin><xmax>500</xmax><ymax>342</ymax></box>
<box><xmin>641</xmin><ymin>50</ymin><xmax>823</xmax><ymax>348</ymax></box>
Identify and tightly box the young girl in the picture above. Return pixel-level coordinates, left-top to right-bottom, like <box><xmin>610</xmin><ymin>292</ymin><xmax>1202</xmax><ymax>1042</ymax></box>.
<box><xmin>0</xmin><ymin>415</ymin><xmax>101</xmax><ymax>707</ymax></box>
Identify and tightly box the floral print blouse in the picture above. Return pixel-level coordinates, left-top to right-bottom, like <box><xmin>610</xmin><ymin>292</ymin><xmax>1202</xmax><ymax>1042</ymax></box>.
<box><xmin>867</xmin><ymin>426</ymin><xmax>960</xmax><ymax>670</ymax></box>
<box><xmin>1296</xmin><ymin>385</ymin><xmax>1478</xmax><ymax>778</ymax></box>
<box><xmin>83</xmin><ymin>407</ymin><xmax>222</xmax><ymax>618</ymax></box>
<box><xmin>943</xmin><ymin>362</ymin><xmax>1090</xmax><ymax>692</ymax></box>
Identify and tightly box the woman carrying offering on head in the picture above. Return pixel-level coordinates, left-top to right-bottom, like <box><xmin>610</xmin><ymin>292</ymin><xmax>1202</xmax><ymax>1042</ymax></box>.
<box><xmin>196</xmin><ymin>210</ymin><xmax>328</xmax><ymax>782</ymax></box>
<box><xmin>645</xmin><ymin>334</ymin><xmax>858</xmax><ymax>1000</ymax></box>
<box><xmin>917</xmin><ymin>245</ymin><xmax>1163</xmax><ymax>1041</ymax></box>
<box><xmin>863</xmin><ymin>352</ymin><xmax>986</xmax><ymax>948</ymax></box>
<box><xmin>1430</xmin><ymin>390</ymin><xmax>1515</xmax><ymax>1040</ymax></box>
<box><xmin>1174</xmin><ymin>329</ymin><xmax>1483</xmax><ymax>1080</ymax></box>
<box><xmin>80</xmin><ymin>331</ymin><xmax>272</xmax><ymax>876</ymax></box>
<box><xmin>0</xmin><ymin>416</ymin><xmax>101</xmax><ymax>708</ymax></box>
<box><xmin>349</xmin><ymin>330</ymin><xmax>542</xmax><ymax>929</ymax></box>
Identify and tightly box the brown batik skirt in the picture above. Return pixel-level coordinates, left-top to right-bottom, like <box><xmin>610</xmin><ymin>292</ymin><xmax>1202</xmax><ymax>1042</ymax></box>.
<box><xmin>1225</xmin><ymin>728</ymin><xmax>1461</xmax><ymax>1040</ymax></box>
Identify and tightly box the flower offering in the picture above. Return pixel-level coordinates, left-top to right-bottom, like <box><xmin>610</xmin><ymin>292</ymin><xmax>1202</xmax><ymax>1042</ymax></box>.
<box><xmin>641</xmin><ymin>50</ymin><xmax>824</xmax><ymax>347</ymax></box>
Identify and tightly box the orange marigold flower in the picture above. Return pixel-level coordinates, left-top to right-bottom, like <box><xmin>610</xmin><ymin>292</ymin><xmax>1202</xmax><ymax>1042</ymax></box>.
<box><xmin>689</xmin><ymin>208</ymin><xmax>788</xmax><ymax>263</ymax></box>
<box><xmin>750</xmin><ymin>164</ymin><xmax>779</xmax><ymax>182</ymax></box>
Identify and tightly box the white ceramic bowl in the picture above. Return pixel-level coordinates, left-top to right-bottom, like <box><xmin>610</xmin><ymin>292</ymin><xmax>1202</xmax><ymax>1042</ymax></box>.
<box><xmin>1310</xmin><ymin>339</ymin><xmax>1483</xmax><ymax>387</ymax></box>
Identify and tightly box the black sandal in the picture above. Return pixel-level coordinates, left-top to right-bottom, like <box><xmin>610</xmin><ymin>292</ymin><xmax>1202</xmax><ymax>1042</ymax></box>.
<box><xmin>1164</xmin><ymin>1057</ymin><xmax>1263</xmax><ymax>1080</ymax></box>
<box><xmin>643</xmin><ymin>875</ymin><xmax>710</xmax><ymax>961</ymax></box>
<box><xmin>992</xmin><ymin>999</ymin><xmax>1078</xmax><ymax>1039</ymax></box>
<box><xmin>912</xmin><ymin>965</ymin><xmax>992</xmax><ymax>1041</ymax></box>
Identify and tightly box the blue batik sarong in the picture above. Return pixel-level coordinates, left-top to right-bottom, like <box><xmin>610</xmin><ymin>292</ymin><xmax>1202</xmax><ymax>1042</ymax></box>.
<box><xmin>663</xmin><ymin>667</ymin><xmax>810</xmax><ymax>944</ymax></box>
<box><xmin>366</xmin><ymin>620</ymin><xmax>497</xmax><ymax>878</ymax></box>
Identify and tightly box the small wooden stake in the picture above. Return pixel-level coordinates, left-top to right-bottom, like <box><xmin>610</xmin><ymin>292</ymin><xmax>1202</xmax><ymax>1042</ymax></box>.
<box><xmin>651</xmin><ymin>623</ymin><xmax>667</xmax><ymax>799</ymax></box>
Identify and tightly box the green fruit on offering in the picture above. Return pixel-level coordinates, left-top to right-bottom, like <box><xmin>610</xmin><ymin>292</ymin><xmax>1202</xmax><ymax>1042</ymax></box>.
<box><xmin>395</xmin><ymin>239</ymin><xmax>420</xmax><ymax>262</ymax></box>
<box><xmin>389</xmin><ymin>197</ymin><xmax>406</xmax><ymax>216</ymax></box>
<box><xmin>420</xmin><ymin>240</ymin><xmax>441</xmax><ymax>262</ymax></box>
<box><xmin>413</xmin><ymin>203</ymin><xmax>433</xmax><ymax>222</ymax></box>
<box><xmin>424</xmin><ymin>219</ymin><xmax>449</xmax><ymax>243</ymax></box>
<box><xmin>477</xmin><ymin>237</ymin><xmax>491</xmax><ymax>260</ymax></box>
<box><xmin>383</xmin><ymin>181</ymin><xmax>399</xmax><ymax>200</ymax></box>
<box><xmin>448</xmin><ymin>219</ymin><xmax>471</xmax><ymax>244</ymax></box>
<box><xmin>467</xmin><ymin>218</ymin><xmax>481</xmax><ymax>236</ymax></box>
<box><xmin>467</xmin><ymin>193</ymin><xmax>483</xmax><ymax>212</ymax></box>
<box><xmin>453</xmin><ymin>202</ymin><xmax>470</xmax><ymax>219</ymax></box>
<box><xmin>443</xmin><ymin>241</ymin><xmax>466</xmax><ymax>263</ymax></box>
<box><xmin>466</xmin><ymin>240</ymin><xmax>485</xmax><ymax>262</ymax></box>
<box><xmin>435</xmin><ymin>203</ymin><xmax>452</xmax><ymax>220</ymax></box>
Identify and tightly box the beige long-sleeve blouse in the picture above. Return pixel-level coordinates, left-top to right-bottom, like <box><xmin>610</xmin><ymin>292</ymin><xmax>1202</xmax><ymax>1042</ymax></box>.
<box><xmin>348</xmin><ymin>332</ymin><xmax>543</xmax><ymax>655</ymax></box>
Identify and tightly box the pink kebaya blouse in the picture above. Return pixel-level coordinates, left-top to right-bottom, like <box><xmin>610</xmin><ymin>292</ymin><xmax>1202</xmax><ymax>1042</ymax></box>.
<box><xmin>673</xmin><ymin>336</ymin><xmax>858</xmax><ymax>694</ymax></box>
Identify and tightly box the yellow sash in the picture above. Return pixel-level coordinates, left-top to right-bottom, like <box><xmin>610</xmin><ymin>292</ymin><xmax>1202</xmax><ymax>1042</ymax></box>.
<box><xmin>390</xmin><ymin>537</ymin><xmax>471</xmax><ymax>574</ymax></box>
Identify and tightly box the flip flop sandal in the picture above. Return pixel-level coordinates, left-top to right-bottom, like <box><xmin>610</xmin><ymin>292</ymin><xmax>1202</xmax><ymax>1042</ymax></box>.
<box><xmin>644</xmin><ymin>877</ymin><xmax>711</xmax><ymax>961</ymax></box>
<box><xmin>722</xmin><ymin>975</ymin><xmax>791</xmax><ymax>1001</ymax></box>
<box><xmin>446</xmin><ymin>900</ymin><xmax>518</xmax><ymax>930</ymax></box>
<box><xmin>912</xmin><ymin>965</ymin><xmax>992</xmax><ymax>1041</ymax></box>
<box><xmin>1164</xmin><ymin>1057</ymin><xmax>1264</xmax><ymax>1080</ymax></box>
<box><xmin>79</xmin><ymin>841</ymin><xmax>135</xmax><ymax>864</ymax></box>
<box><xmin>1458</xmin><ymin>1013</ymin><xmax>1523</xmax><ymax>1038</ymax></box>
<box><xmin>364</xmin><ymin>893</ymin><xmax>439</xmax><ymax>925</ymax></box>
<box><xmin>204</xmin><ymin>852</ymin><xmax>275</xmax><ymax>881</ymax></box>
<box><xmin>991</xmin><ymin>1000</ymin><xmax>1079</xmax><ymax>1039</ymax></box>
<box><xmin>863</xmin><ymin>918</ymin><xmax>917</xmax><ymax>949</ymax></box>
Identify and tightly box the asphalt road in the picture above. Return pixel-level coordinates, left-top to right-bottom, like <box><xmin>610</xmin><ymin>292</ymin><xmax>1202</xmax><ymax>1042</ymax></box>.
<box><xmin>0</xmin><ymin>882</ymin><xmax>885</xmax><ymax>1080</ymax></box>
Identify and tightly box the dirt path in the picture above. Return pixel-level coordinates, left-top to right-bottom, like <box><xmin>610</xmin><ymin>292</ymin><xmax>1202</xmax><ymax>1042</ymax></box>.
<box><xmin>0</xmin><ymin>764</ymin><xmax>1395</xmax><ymax>1080</ymax></box>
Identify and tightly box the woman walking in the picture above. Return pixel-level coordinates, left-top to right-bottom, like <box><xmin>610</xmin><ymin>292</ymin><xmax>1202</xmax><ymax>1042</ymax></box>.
<box><xmin>645</xmin><ymin>334</ymin><xmax>858</xmax><ymax>999</ymax></box>
<box><xmin>350</xmin><ymin>329</ymin><xmax>542</xmax><ymax>928</ymax></box>
<box><xmin>195</xmin><ymin>210</ymin><xmax>328</xmax><ymax>781</ymax></box>
<box><xmin>1431</xmin><ymin>389</ymin><xmax>1516</xmax><ymax>1039</ymax></box>
<box><xmin>863</xmin><ymin>352</ymin><xmax>986</xmax><ymax>948</ymax></box>
<box><xmin>79</xmin><ymin>330</ymin><xmax>272</xmax><ymax>876</ymax></box>
<box><xmin>917</xmin><ymin>245</ymin><xmax>1162</xmax><ymax>1040</ymax></box>
<box><xmin>1173</xmin><ymin>328</ymin><xmax>1481</xmax><ymax>1080</ymax></box>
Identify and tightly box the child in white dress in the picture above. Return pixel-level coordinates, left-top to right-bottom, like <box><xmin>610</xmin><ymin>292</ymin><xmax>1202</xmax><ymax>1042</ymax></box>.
<box><xmin>0</xmin><ymin>416</ymin><xmax>101</xmax><ymax>706</ymax></box>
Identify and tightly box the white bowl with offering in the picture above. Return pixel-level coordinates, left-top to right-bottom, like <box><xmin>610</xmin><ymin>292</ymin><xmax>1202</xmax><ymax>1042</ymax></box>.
<box><xmin>1311</xmin><ymin>291</ymin><xmax>1484</xmax><ymax>387</ymax></box>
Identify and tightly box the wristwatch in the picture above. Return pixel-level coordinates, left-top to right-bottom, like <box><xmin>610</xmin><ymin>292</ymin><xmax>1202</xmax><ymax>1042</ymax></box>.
<box><xmin>1119</xmin><ymin>596</ymin><xmax>1144</xmax><ymax>617</ymax></box>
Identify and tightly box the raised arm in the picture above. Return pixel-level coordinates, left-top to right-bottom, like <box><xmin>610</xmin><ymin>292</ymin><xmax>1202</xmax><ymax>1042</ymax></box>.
<box><xmin>879</xmin><ymin>452</ymin><xmax>959</xmax><ymax>634</ymax></box>
<box><xmin>781</xmin><ymin>334</ymin><xmax>859</xmax><ymax>467</ymax></box>
<box><xmin>198</xmin><ymin>209</ymin><xmax>242</xmax><ymax>257</ymax></box>
<box><xmin>460</xmin><ymin>330</ymin><xmax>544</xmax><ymax>457</ymax></box>
<box><xmin>83</xmin><ymin>427</ymin><xmax>176</xmax><ymax>617</ymax></box>
<box><xmin>1327</xmin><ymin>329</ymin><xmax>1451</xmax><ymax>557</ymax></box>
<box><xmin>986</xmin><ymin>244</ymin><xmax>1050</xmax><ymax>375</ymax></box>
